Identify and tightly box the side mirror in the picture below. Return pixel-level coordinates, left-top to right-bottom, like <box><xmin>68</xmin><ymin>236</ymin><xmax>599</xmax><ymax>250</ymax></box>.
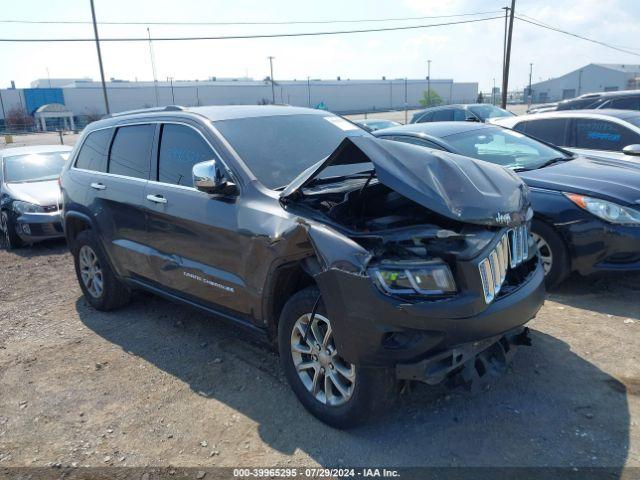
<box><xmin>192</xmin><ymin>159</ymin><xmax>237</xmax><ymax>195</ymax></box>
<box><xmin>622</xmin><ymin>144</ymin><xmax>640</xmax><ymax>157</ymax></box>
<box><xmin>465</xmin><ymin>116</ymin><xmax>480</xmax><ymax>122</ymax></box>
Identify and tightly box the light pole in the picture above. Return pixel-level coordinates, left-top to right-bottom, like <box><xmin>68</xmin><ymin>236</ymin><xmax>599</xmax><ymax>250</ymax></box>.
<box><xmin>307</xmin><ymin>76</ymin><xmax>311</xmax><ymax>107</ymax></box>
<box><xmin>404</xmin><ymin>78</ymin><xmax>408</xmax><ymax>124</ymax></box>
<box><xmin>147</xmin><ymin>27</ymin><xmax>159</xmax><ymax>106</ymax></box>
<box><xmin>267</xmin><ymin>56</ymin><xmax>275</xmax><ymax>104</ymax></box>
<box><xmin>528</xmin><ymin>63</ymin><xmax>533</xmax><ymax>106</ymax></box>
<box><xmin>427</xmin><ymin>59</ymin><xmax>431</xmax><ymax>106</ymax></box>
<box><xmin>89</xmin><ymin>0</ymin><xmax>110</xmax><ymax>114</ymax></box>
<box><xmin>168</xmin><ymin>77</ymin><xmax>175</xmax><ymax>104</ymax></box>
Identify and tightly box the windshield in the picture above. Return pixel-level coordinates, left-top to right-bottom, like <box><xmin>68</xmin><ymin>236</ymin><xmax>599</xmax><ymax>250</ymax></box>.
<box><xmin>443</xmin><ymin>126</ymin><xmax>570</xmax><ymax>170</ymax></box>
<box><xmin>468</xmin><ymin>105</ymin><xmax>514</xmax><ymax>120</ymax></box>
<box><xmin>214</xmin><ymin>113</ymin><xmax>370</xmax><ymax>189</ymax></box>
<box><xmin>3</xmin><ymin>151</ymin><xmax>70</xmax><ymax>183</ymax></box>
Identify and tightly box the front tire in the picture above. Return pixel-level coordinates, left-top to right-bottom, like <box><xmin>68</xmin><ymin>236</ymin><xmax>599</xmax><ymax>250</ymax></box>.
<box><xmin>71</xmin><ymin>230</ymin><xmax>131</xmax><ymax>311</ymax></box>
<box><xmin>1</xmin><ymin>211</ymin><xmax>24</xmax><ymax>250</ymax></box>
<box><xmin>278</xmin><ymin>286</ymin><xmax>395</xmax><ymax>428</ymax></box>
<box><xmin>531</xmin><ymin>219</ymin><xmax>569</xmax><ymax>288</ymax></box>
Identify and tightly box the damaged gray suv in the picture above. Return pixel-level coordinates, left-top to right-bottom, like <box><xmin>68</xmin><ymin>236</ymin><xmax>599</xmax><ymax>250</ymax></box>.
<box><xmin>60</xmin><ymin>105</ymin><xmax>545</xmax><ymax>428</ymax></box>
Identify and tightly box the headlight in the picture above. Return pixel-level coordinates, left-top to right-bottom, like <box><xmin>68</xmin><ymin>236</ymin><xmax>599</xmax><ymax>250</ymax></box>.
<box><xmin>565</xmin><ymin>193</ymin><xmax>640</xmax><ymax>225</ymax></box>
<box><xmin>12</xmin><ymin>201</ymin><xmax>46</xmax><ymax>214</ymax></box>
<box><xmin>370</xmin><ymin>260</ymin><xmax>456</xmax><ymax>296</ymax></box>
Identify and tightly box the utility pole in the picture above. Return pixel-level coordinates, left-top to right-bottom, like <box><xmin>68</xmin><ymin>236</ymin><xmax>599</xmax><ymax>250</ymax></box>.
<box><xmin>501</xmin><ymin>7</ymin><xmax>509</xmax><ymax>106</ymax></box>
<box><xmin>501</xmin><ymin>0</ymin><xmax>516</xmax><ymax>109</ymax></box>
<box><xmin>267</xmin><ymin>56</ymin><xmax>275</xmax><ymax>104</ymax></box>
<box><xmin>147</xmin><ymin>27</ymin><xmax>159</xmax><ymax>107</ymax></box>
<box><xmin>528</xmin><ymin>63</ymin><xmax>533</xmax><ymax>106</ymax></box>
<box><xmin>427</xmin><ymin>59</ymin><xmax>431</xmax><ymax>106</ymax></box>
<box><xmin>404</xmin><ymin>77</ymin><xmax>408</xmax><ymax>124</ymax></box>
<box><xmin>168</xmin><ymin>77</ymin><xmax>175</xmax><ymax>104</ymax></box>
<box><xmin>90</xmin><ymin>0</ymin><xmax>110</xmax><ymax>114</ymax></box>
<box><xmin>307</xmin><ymin>76</ymin><xmax>311</xmax><ymax>107</ymax></box>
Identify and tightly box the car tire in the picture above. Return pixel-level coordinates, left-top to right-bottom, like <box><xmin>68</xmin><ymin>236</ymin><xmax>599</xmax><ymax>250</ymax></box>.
<box><xmin>71</xmin><ymin>229</ymin><xmax>131</xmax><ymax>311</ymax></box>
<box><xmin>278</xmin><ymin>286</ymin><xmax>396</xmax><ymax>428</ymax></box>
<box><xmin>531</xmin><ymin>219</ymin><xmax>569</xmax><ymax>288</ymax></box>
<box><xmin>1</xmin><ymin>211</ymin><xmax>23</xmax><ymax>250</ymax></box>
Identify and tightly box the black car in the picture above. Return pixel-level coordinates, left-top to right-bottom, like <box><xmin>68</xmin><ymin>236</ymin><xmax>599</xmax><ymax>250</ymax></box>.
<box><xmin>411</xmin><ymin>104</ymin><xmax>514</xmax><ymax>124</ymax></box>
<box><xmin>61</xmin><ymin>105</ymin><xmax>544</xmax><ymax>427</ymax></box>
<box><xmin>374</xmin><ymin>122</ymin><xmax>640</xmax><ymax>286</ymax></box>
<box><xmin>556</xmin><ymin>90</ymin><xmax>640</xmax><ymax>112</ymax></box>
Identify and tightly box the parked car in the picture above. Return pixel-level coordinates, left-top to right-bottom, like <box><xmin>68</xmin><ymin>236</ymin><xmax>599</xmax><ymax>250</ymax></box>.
<box><xmin>528</xmin><ymin>91</ymin><xmax>640</xmax><ymax>114</ymax></box>
<box><xmin>491</xmin><ymin>110</ymin><xmax>640</xmax><ymax>159</ymax></box>
<box><xmin>354</xmin><ymin>119</ymin><xmax>401</xmax><ymax>132</ymax></box>
<box><xmin>0</xmin><ymin>145</ymin><xmax>72</xmax><ymax>249</ymax></box>
<box><xmin>527</xmin><ymin>102</ymin><xmax>559</xmax><ymax>114</ymax></box>
<box><xmin>60</xmin><ymin>105</ymin><xmax>544</xmax><ymax>427</ymax></box>
<box><xmin>374</xmin><ymin>122</ymin><xmax>640</xmax><ymax>287</ymax></box>
<box><xmin>411</xmin><ymin>104</ymin><xmax>514</xmax><ymax>124</ymax></box>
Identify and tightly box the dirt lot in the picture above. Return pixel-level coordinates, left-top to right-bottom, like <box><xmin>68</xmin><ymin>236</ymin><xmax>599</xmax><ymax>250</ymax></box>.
<box><xmin>0</xmin><ymin>240</ymin><xmax>638</xmax><ymax>470</ymax></box>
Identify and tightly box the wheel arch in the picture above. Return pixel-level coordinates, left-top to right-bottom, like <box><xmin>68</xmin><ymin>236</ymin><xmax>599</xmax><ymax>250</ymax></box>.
<box><xmin>64</xmin><ymin>211</ymin><xmax>94</xmax><ymax>247</ymax></box>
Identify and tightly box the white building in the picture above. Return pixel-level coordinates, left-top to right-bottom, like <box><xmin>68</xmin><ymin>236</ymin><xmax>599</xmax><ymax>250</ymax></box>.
<box><xmin>528</xmin><ymin>63</ymin><xmax>640</xmax><ymax>103</ymax></box>
<box><xmin>1</xmin><ymin>77</ymin><xmax>478</xmax><ymax>129</ymax></box>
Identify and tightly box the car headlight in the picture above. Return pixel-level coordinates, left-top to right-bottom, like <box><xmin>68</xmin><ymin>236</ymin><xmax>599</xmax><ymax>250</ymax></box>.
<box><xmin>565</xmin><ymin>193</ymin><xmax>640</xmax><ymax>225</ymax></box>
<box><xmin>370</xmin><ymin>260</ymin><xmax>456</xmax><ymax>296</ymax></box>
<box><xmin>12</xmin><ymin>201</ymin><xmax>46</xmax><ymax>214</ymax></box>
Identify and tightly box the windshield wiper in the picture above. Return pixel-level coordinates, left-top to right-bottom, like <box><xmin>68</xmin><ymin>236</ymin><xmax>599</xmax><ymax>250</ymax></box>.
<box><xmin>515</xmin><ymin>157</ymin><xmax>570</xmax><ymax>172</ymax></box>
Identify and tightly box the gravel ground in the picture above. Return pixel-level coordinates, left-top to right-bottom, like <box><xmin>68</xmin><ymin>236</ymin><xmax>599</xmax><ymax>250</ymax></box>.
<box><xmin>0</xmin><ymin>240</ymin><xmax>638</xmax><ymax>469</ymax></box>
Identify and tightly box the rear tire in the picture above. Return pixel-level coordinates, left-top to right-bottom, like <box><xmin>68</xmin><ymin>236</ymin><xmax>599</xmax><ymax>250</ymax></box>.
<box><xmin>71</xmin><ymin>230</ymin><xmax>131</xmax><ymax>311</ymax></box>
<box><xmin>531</xmin><ymin>219</ymin><xmax>569</xmax><ymax>288</ymax></box>
<box><xmin>278</xmin><ymin>286</ymin><xmax>396</xmax><ymax>428</ymax></box>
<box><xmin>1</xmin><ymin>211</ymin><xmax>24</xmax><ymax>250</ymax></box>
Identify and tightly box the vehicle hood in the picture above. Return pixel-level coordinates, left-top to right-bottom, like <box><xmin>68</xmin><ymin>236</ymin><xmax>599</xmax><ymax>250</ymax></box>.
<box><xmin>519</xmin><ymin>155</ymin><xmax>640</xmax><ymax>206</ymax></box>
<box><xmin>566</xmin><ymin>147</ymin><xmax>640</xmax><ymax>163</ymax></box>
<box><xmin>282</xmin><ymin>136</ymin><xmax>531</xmax><ymax>227</ymax></box>
<box><xmin>4</xmin><ymin>180</ymin><xmax>61</xmax><ymax>206</ymax></box>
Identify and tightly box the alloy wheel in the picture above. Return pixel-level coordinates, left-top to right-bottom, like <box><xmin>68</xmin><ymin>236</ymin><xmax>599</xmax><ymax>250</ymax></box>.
<box><xmin>79</xmin><ymin>245</ymin><xmax>104</xmax><ymax>298</ymax></box>
<box><xmin>290</xmin><ymin>313</ymin><xmax>356</xmax><ymax>406</ymax></box>
<box><xmin>532</xmin><ymin>232</ymin><xmax>553</xmax><ymax>275</ymax></box>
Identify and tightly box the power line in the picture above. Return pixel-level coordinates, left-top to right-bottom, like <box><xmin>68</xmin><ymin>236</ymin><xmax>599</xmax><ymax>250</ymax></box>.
<box><xmin>515</xmin><ymin>15</ymin><xmax>640</xmax><ymax>58</ymax></box>
<box><xmin>0</xmin><ymin>10</ymin><xmax>503</xmax><ymax>26</ymax></box>
<box><xmin>0</xmin><ymin>15</ymin><xmax>503</xmax><ymax>42</ymax></box>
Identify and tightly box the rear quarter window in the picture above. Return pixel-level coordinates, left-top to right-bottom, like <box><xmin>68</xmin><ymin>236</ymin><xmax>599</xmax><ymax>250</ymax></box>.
<box><xmin>75</xmin><ymin>129</ymin><xmax>112</xmax><ymax>172</ymax></box>
<box><xmin>520</xmin><ymin>119</ymin><xmax>569</xmax><ymax>146</ymax></box>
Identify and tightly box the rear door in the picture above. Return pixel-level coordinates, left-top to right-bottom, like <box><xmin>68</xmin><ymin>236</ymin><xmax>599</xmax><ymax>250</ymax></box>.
<box><xmin>144</xmin><ymin>122</ymin><xmax>251</xmax><ymax>315</ymax></box>
<box><xmin>88</xmin><ymin>123</ymin><xmax>156</xmax><ymax>279</ymax></box>
<box><xmin>518</xmin><ymin>118</ymin><xmax>570</xmax><ymax>147</ymax></box>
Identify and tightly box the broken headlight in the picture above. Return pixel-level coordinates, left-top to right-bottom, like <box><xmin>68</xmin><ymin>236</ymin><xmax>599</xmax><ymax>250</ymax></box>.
<box><xmin>370</xmin><ymin>260</ymin><xmax>456</xmax><ymax>296</ymax></box>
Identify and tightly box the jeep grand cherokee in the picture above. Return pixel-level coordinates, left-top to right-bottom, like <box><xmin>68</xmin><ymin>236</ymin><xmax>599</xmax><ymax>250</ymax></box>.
<box><xmin>60</xmin><ymin>105</ymin><xmax>545</xmax><ymax>428</ymax></box>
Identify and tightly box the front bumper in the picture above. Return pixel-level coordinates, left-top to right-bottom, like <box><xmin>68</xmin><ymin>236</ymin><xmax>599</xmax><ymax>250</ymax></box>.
<box><xmin>15</xmin><ymin>211</ymin><xmax>64</xmax><ymax>243</ymax></box>
<box><xmin>315</xmin><ymin>257</ymin><xmax>545</xmax><ymax>367</ymax></box>
<box><xmin>557</xmin><ymin>217</ymin><xmax>640</xmax><ymax>275</ymax></box>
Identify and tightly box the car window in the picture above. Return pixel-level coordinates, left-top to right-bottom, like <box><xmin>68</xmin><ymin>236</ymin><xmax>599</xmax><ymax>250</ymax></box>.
<box><xmin>431</xmin><ymin>109</ymin><xmax>454</xmax><ymax>121</ymax></box>
<box><xmin>75</xmin><ymin>129</ymin><xmax>112</xmax><ymax>172</ymax></box>
<box><xmin>383</xmin><ymin>135</ymin><xmax>445</xmax><ymax>151</ymax></box>
<box><xmin>609</xmin><ymin>97</ymin><xmax>640</xmax><ymax>110</ymax></box>
<box><xmin>573</xmin><ymin>118</ymin><xmax>640</xmax><ymax>151</ymax></box>
<box><xmin>453</xmin><ymin>109</ymin><xmax>467</xmax><ymax>121</ymax></box>
<box><xmin>414</xmin><ymin>111</ymin><xmax>433</xmax><ymax>123</ymax></box>
<box><xmin>467</xmin><ymin>105</ymin><xmax>514</xmax><ymax>120</ymax></box>
<box><xmin>442</xmin><ymin>126</ymin><xmax>568</xmax><ymax>170</ymax></box>
<box><xmin>3</xmin><ymin>151</ymin><xmax>70</xmax><ymax>183</ymax></box>
<box><xmin>214</xmin><ymin>113</ymin><xmax>369</xmax><ymax>190</ymax></box>
<box><xmin>158</xmin><ymin>124</ymin><xmax>214</xmax><ymax>187</ymax></box>
<box><xmin>108</xmin><ymin>124</ymin><xmax>154</xmax><ymax>180</ymax></box>
<box><xmin>520</xmin><ymin>119</ymin><xmax>569</xmax><ymax>146</ymax></box>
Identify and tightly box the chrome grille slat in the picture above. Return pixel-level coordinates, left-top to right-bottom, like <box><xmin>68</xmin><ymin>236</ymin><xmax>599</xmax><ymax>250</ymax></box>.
<box><xmin>478</xmin><ymin>224</ymin><xmax>529</xmax><ymax>304</ymax></box>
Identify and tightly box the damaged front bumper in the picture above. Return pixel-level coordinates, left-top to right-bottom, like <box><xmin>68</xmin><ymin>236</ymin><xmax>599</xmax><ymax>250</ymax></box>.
<box><xmin>396</xmin><ymin>326</ymin><xmax>531</xmax><ymax>391</ymax></box>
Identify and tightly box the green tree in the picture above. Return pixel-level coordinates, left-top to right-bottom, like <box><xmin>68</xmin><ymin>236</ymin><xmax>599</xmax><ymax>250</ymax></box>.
<box><xmin>419</xmin><ymin>89</ymin><xmax>443</xmax><ymax>107</ymax></box>
<box><xmin>476</xmin><ymin>92</ymin><xmax>484</xmax><ymax>103</ymax></box>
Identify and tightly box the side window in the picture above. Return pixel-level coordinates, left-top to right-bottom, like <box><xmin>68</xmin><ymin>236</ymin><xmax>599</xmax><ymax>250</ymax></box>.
<box><xmin>75</xmin><ymin>129</ymin><xmax>112</xmax><ymax>172</ymax></box>
<box><xmin>415</xmin><ymin>112</ymin><xmax>434</xmax><ymax>123</ymax></box>
<box><xmin>108</xmin><ymin>124</ymin><xmax>154</xmax><ymax>180</ymax></box>
<box><xmin>158</xmin><ymin>124</ymin><xmax>214</xmax><ymax>187</ymax></box>
<box><xmin>384</xmin><ymin>136</ymin><xmax>445</xmax><ymax>151</ymax></box>
<box><xmin>573</xmin><ymin>119</ymin><xmax>639</xmax><ymax>151</ymax></box>
<box><xmin>521</xmin><ymin>119</ymin><xmax>569</xmax><ymax>146</ymax></box>
<box><xmin>512</xmin><ymin>122</ymin><xmax>527</xmax><ymax>134</ymax></box>
<box><xmin>453</xmin><ymin>109</ymin><xmax>467</xmax><ymax>121</ymax></box>
<box><xmin>610</xmin><ymin>97</ymin><xmax>640</xmax><ymax>111</ymax></box>
<box><xmin>432</xmin><ymin>109</ymin><xmax>454</xmax><ymax>121</ymax></box>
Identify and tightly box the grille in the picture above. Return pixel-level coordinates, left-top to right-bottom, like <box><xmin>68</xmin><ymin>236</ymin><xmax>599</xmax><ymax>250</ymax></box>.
<box><xmin>479</xmin><ymin>224</ymin><xmax>529</xmax><ymax>304</ymax></box>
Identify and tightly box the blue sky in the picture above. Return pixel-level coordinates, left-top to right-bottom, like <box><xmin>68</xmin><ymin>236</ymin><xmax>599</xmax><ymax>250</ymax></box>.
<box><xmin>2</xmin><ymin>0</ymin><xmax>640</xmax><ymax>91</ymax></box>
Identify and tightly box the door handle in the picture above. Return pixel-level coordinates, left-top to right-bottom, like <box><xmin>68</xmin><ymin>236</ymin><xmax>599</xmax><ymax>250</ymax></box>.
<box><xmin>146</xmin><ymin>194</ymin><xmax>168</xmax><ymax>204</ymax></box>
<box><xmin>90</xmin><ymin>182</ymin><xmax>106</xmax><ymax>191</ymax></box>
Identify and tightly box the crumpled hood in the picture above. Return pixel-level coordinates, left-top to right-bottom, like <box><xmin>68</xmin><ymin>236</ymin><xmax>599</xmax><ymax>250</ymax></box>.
<box><xmin>520</xmin><ymin>155</ymin><xmax>640</xmax><ymax>206</ymax></box>
<box><xmin>5</xmin><ymin>180</ymin><xmax>61</xmax><ymax>206</ymax></box>
<box><xmin>282</xmin><ymin>136</ymin><xmax>530</xmax><ymax>227</ymax></box>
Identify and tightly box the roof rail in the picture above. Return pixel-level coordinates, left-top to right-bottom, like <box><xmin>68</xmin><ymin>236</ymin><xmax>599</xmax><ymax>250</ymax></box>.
<box><xmin>105</xmin><ymin>105</ymin><xmax>186</xmax><ymax>118</ymax></box>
